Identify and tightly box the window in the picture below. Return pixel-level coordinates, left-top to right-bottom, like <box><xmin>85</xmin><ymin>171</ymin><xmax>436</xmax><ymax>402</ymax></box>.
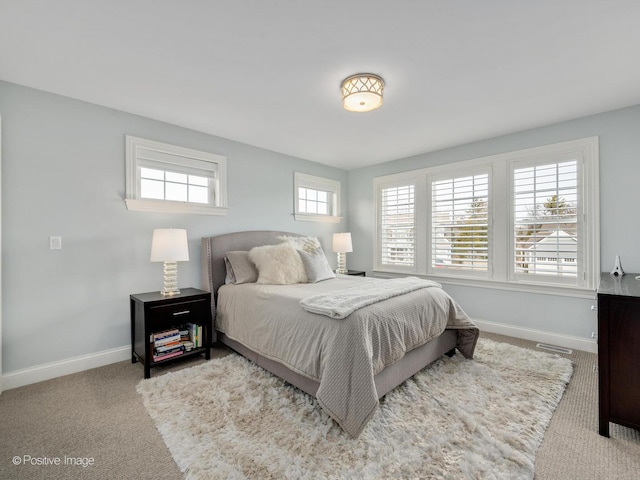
<box><xmin>378</xmin><ymin>182</ymin><xmax>416</xmax><ymax>269</ymax></box>
<box><xmin>125</xmin><ymin>136</ymin><xmax>227</xmax><ymax>215</ymax></box>
<box><xmin>294</xmin><ymin>172</ymin><xmax>341</xmax><ymax>223</ymax></box>
<box><xmin>513</xmin><ymin>160</ymin><xmax>579</xmax><ymax>282</ymax></box>
<box><xmin>374</xmin><ymin>137</ymin><xmax>599</xmax><ymax>296</ymax></box>
<box><xmin>431</xmin><ymin>171</ymin><xmax>490</xmax><ymax>276</ymax></box>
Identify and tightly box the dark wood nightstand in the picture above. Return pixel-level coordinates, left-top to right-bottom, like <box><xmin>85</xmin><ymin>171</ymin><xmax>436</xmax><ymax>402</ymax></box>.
<box><xmin>131</xmin><ymin>288</ymin><xmax>212</xmax><ymax>379</ymax></box>
<box><xmin>346</xmin><ymin>270</ymin><xmax>366</xmax><ymax>277</ymax></box>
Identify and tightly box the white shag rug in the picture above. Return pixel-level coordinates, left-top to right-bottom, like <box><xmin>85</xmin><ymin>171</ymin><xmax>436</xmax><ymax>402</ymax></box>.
<box><xmin>137</xmin><ymin>338</ymin><xmax>573</xmax><ymax>480</ymax></box>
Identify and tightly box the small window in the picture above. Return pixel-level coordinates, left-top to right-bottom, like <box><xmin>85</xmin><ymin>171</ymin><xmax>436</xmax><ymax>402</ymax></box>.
<box><xmin>294</xmin><ymin>172</ymin><xmax>341</xmax><ymax>223</ymax></box>
<box><xmin>125</xmin><ymin>136</ymin><xmax>227</xmax><ymax>215</ymax></box>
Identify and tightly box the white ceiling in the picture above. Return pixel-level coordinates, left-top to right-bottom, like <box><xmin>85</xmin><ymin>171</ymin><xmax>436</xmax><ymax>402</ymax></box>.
<box><xmin>2</xmin><ymin>1</ymin><xmax>640</xmax><ymax>170</ymax></box>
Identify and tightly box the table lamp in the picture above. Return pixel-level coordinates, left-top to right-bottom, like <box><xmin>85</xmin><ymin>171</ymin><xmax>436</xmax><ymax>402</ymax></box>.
<box><xmin>150</xmin><ymin>228</ymin><xmax>189</xmax><ymax>295</ymax></box>
<box><xmin>333</xmin><ymin>232</ymin><xmax>353</xmax><ymax>274</ymax></box>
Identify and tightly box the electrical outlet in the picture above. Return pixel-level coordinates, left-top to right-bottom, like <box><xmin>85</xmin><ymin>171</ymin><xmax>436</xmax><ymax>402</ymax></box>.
<box><xmin>591</xmin><ymin>331</ymin><xmax>597</xmax><ymax>339</ymax></box>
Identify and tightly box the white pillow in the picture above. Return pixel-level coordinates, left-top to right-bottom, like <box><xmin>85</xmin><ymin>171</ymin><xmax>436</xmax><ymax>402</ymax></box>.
<box><xmin>298</xmin><ymin>247</ymin><xmax>335</xmax><ymax>283</ymax></box>
<box><xmin>249</xmin><ymin>243</ymin><xmax>308</xmax><ymax>284</ymax></box>
<box><xmin>276</xmin><ymin>235</ymin><xmax>321</xmax><ymax>253</ymax></box>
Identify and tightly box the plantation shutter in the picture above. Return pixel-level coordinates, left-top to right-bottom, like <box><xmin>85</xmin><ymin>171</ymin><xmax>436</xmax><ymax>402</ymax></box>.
<box><xmin>431</xmin><ymin>173</ymin><xmax>489</xmax><ymax>274</ymax></box>
<box><xmin>380</xmin><ymin>184</ymin><xmax>415</xmax><ymax>267</ymax></box>
<box><xmin>513</xmin><ymin>160</ymin><xmax>579</xmax><ymax>280</ymax></box>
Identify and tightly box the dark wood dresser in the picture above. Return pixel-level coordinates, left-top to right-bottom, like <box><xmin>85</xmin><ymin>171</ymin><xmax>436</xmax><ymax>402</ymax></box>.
<box><xmin>597</xmin><ymin>272</ymin><xmax>640</xmax><ymax>436</ymax></box>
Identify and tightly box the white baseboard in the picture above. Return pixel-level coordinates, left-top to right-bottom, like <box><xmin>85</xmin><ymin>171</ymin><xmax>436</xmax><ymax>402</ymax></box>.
<box><xmin>0</xmin><ymin>319</ymin><xmax>597</xmax><ymax>392</ymax></box>
<box><xmin>2</xmin><ymin>345</ymin><xmax>130</xmax><ymax>391</ymax></box>
<box><xmin>474</xmin><ymin>318</ymin><xmax>597</xmax><ymax>354</ymax></box>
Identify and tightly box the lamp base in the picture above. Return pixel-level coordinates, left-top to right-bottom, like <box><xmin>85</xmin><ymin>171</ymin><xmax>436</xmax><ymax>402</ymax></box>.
<box><xmin>160</xmin><ymin>288</ymin><xmax>181</xmax><ymax>296</ymax></box>
<box><xmin>160</xmin><ymin>261</ymin><xmax>181</xmax><ymax>296</ymax></box>
<box><xmin>336</xmin><ymin>252</ymin><xmax>348</xmax><ymax>275</ymax></box>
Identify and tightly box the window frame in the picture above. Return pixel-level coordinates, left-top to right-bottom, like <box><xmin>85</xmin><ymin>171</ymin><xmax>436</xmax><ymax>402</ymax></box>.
<box><xmin>374</xmin><ymin>137</ymin><xmax>599</xmax><ymax>298</ymax></box>
<box><xmin>293</xmin><ymin>172</ymin><xmax>341</xmax><ymax>223</ymax></box>
<box><xmin>125</xmin><ymin>136</ymin><xmax>228</xmax><ymax>215</ymax></box>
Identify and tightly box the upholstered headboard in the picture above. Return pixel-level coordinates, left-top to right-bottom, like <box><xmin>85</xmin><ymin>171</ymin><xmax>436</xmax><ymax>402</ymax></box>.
<box><xmin>201</xmin><ymin>230</ymin><xmax>304</xmax><ymax>303</ymax></box>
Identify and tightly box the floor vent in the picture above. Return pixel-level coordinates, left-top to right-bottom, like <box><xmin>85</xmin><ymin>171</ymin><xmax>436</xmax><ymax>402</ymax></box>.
<box><xmin>536</xmin><ymin>343</ymin><xmax>573</xmax><ymax>355</ymax></box>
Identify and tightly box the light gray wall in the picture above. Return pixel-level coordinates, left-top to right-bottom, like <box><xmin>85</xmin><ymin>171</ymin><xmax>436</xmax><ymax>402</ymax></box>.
<box><xmin>348</xmin><ymin>104</ymin><xmax>640</xmax><ymax>340</ymax></box>
<box><xmin>0</xmin><ymin>81</ymin><xmax>348</xmax><ymax>373</ymax></box>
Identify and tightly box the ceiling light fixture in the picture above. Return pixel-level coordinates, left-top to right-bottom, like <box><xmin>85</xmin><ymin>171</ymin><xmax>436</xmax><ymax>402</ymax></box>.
<box><xmin>341</xmin><ymin>73</ymin><xmax>384</xmax><ymax>113</ymax></box>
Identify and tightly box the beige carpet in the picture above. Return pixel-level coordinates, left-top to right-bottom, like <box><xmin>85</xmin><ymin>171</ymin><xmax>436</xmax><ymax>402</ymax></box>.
<box><xmin>1</xmin><ymin>332</ymin><xmax>638</xmax><ymax>480</ymax></box>
<box><xmin>137</xmin><ymin>338</ymin><xmax>572</xmax><ymax>479</ymax></box>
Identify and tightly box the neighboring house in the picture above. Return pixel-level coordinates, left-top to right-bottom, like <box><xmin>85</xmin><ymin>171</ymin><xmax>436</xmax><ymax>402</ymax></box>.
<box><xmin>524</xmin><ymin>230</ymin><xmax>578</xmax><ymax>276</ymax></box>
<box><xmin>433</xmin><ymin>229</ymin><xmax>452</xmax><ymax>267</ymax></box>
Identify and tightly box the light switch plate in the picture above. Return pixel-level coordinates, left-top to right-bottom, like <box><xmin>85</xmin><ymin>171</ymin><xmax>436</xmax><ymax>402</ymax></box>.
<box><xmin>49</xmin><ymin>236</ymin><xmax>62</xmax><ymax>250</ymax></box>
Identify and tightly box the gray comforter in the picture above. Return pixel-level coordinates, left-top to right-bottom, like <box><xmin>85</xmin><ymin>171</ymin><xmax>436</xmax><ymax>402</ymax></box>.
<box><xmin>216</xmin><ymin>275</ymin><xmax>479</xmax><ymax>437</ymax></box>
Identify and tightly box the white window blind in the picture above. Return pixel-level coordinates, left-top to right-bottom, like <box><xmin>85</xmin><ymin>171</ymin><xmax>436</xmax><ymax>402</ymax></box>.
<box><xmin>431</xmin><ymin>173</ymin><xmax>489</xmax><ymax>274</ymax></box>
<box><xmin>380</xmin><ymin>184</ymin><xmax>415</xmax><ymax>267</ymax></box>
<box><xmin>513</xmin><ymin>160</ymin><xmax>579</xmax><ymax>279</ymax></box>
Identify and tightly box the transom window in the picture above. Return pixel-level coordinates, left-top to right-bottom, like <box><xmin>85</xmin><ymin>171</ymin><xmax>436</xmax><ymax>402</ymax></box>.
<box><xmin>294</xmin><ymin>172</ymin><xmax>341</xmax><ymax>223</ymax></box>
<box><xmin>140</xmin><ymin>168</ymin><xmax>210</xmax><ymax>204</ymax></box>
<box><xmin>125</xmin><ymin>136</ymin><xmax>227</xmax><ymax>215</ymax></box>
<box><xmin>374</xmin><ymin>137</ymin><xmax>599</xmax><ymax>296</ymax></box>
<box><xmin>298</xmin><ymin>187</ymin><xmax>330</xmax><ymax>215</ymax></box>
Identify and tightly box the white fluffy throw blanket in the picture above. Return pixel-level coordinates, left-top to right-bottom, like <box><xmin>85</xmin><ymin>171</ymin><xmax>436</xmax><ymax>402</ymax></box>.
<box><xmin>300</xmin><ymin>276</ymin><xmax>441</xmax><ymax>319</ymax></box>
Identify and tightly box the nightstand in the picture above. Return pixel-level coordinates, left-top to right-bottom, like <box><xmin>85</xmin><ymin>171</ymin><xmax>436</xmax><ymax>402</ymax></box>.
<box><xmin>346</xmin><ymin>270</ymin><xmax>366</xmax><ymax>277</ymax></box>
<box><xmin>131</xmin><ymin>288</ymin><xmax>212</xmax><ymax>379</ymax></box>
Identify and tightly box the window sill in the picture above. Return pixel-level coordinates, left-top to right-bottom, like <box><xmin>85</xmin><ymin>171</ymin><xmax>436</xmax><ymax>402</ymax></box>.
<box><xmin>372</xmin><ymin>270</ymin><xmax>596</xmax><ymax>299</ymax></box>
<box><xmin>125</xmin><ymin>199</ymin><xmax>228</xmax><ymax>216</ymax></box>
<box><xmin>293</xmin><ymin>213</ymin><xmax>341</xmax><ymax>224</ymax></box>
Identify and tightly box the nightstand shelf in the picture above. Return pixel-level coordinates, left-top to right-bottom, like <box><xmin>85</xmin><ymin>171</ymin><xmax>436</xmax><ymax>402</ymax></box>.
<box><xmin>130</xmin><ymin>288</ymin><xmax>212</xmax><ymax>379</ymax></box>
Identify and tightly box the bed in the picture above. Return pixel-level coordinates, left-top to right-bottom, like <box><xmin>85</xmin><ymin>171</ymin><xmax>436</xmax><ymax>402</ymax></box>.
<box><xmin>201</xmin><ymin>230</ymin><xmax>479</xmax><ymax>437</ymax></box>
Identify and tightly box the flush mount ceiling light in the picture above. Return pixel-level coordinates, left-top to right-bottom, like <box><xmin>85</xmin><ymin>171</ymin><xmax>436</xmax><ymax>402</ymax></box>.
<box><xmin>341</xmin><ymin>73</ymin><xmax>384</xmax><ymax>112</ymax></box>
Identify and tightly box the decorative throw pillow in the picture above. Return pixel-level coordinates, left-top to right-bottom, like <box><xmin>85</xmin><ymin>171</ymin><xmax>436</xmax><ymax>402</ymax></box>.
<box><xmin>225</xmin><ymin>251</ymin><xmax>259</xmax><ymax>284</ymax></box>
<box><xmin>249</xmin><ymin>243</ymin><xmax>308</xmax><ymax>284</ymax></box>
<box><xmin>276</xmin><ymin>235</ymin><xmax>321</xmax><ymax>253</ymax></box>
<box><xmin>297</xmin><ymin>246</ymin><xmax>336</xmax><ymax>283</ymax></box>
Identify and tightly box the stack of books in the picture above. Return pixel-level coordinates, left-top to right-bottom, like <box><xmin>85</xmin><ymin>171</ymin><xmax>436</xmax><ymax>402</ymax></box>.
<box><xmin>152</xmin><ymin>329</ymin><xmax>184</xmax><ymax>362</ymax></box>
<box><xmin>152</xmin><ymin>324</ymin><xmax>204</xmax><ymax>362</ymax></box>
<box><xmin>179</xmin><ymin>328</ymin><xmax>194</xmax><ymax>351</ymax></box>
<box><xmin>187</xmin><ymin>323</ymin><xmax>203</xmax><ymax>348</ymax></box>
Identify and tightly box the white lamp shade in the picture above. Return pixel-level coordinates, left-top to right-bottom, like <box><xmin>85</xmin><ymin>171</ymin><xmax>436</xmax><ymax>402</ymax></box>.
<box><xmin>150</xmin><ymin>229</ymin><xmax>189</xmax><ymax>262</ymax></box>
<box><xmin>332</xmin><ymin>232</ymin><xmax>353</xmax><ymax>253</ymax></box>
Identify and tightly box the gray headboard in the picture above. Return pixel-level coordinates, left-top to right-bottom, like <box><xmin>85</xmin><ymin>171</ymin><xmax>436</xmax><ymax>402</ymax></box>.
<box><xmin>201</xmin><ymin>230</ymin><xmax>304</xmax><ymax>303</ymax></box>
